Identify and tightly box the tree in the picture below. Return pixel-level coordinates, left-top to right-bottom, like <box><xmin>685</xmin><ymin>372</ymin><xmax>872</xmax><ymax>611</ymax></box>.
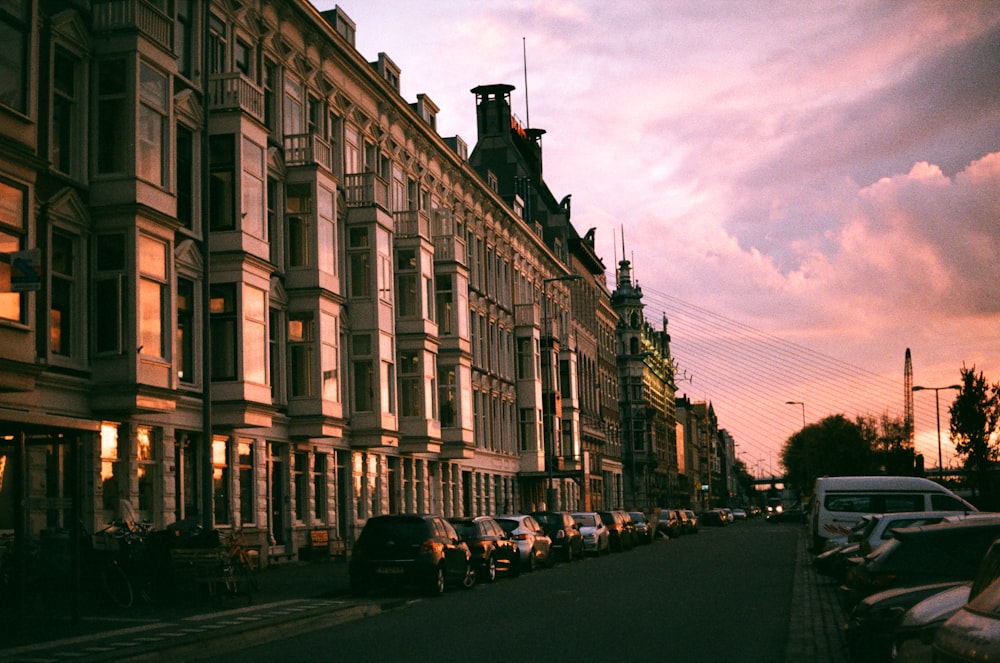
<box><xmin>949</xmin><ymin>365</ymin><xmax>1000</xmax><ymax>502</ymax></box>
<box><xmin>780</xmin><ymin>414</ymin><xmax>878</xmax><ymax>493</ymax></box>
<box><xmin>857</xmin><ymin>413</ymin><xmax>918</xmax><ymax>475</ymax></box>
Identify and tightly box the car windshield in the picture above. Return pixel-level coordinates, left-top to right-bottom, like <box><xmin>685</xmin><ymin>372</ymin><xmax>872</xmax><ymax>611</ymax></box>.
<box><xmin>629</xmin><ymin>512</ymin><xmax>646</xmax><ymax>522</ymax></box>
<box><xmin>574</xmin><ymin>514</ymin><xmax>597</xmax><ymax>527</ymax></box>
<box><xmin>534</xmin><ymin>513</ymin><xmax>559</xmax><ymax>527</ymax></box>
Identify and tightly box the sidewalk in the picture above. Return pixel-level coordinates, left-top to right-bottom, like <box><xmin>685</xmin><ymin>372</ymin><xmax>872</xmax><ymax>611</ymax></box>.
<box><xmin>786</xmin><ymin>525</ymin><xmax>851</xmax><ymax>662</ymax></box>
<box><xmin>0</xmin><ymin>557</ymin><xmax>358</xmax><ymax>657</ymax></box>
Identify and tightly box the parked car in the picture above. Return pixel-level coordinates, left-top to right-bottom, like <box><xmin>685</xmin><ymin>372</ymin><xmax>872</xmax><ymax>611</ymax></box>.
<box><xmin>895</xmin><ymin>537</ymin><xmax>1000</xmax><ymax>661</ymax></box>
<box><xmin>845</xmin><ymin>580</ymin><xmax>967</xmax><ymax>662</ymax></box>
<box><xmin>731</xmin><ymin>508</ymin><xmax>748</xmax><ymax>520</ymax></box>
<box><xmin>841</xmin><ymin>517</ymin><xmax>1000</xmax><ymax>608</ymax></box>
<box><xmin>933</xmin><ymin>574</ymin><xmax>1000</xmax><ymax>661</ymax></box>
<box><xmin>656</xmin><ymin>509</ymin><xmax>682</xmax><ymax>539</ymax></box>
<box><xmin>722</xmin><ymin>508</ymin><xmax>735</xmax><ymax>523</ymax></box>
<box><xmin>810</xmin><ymin>475</ymin><xmax>976</xmax><ymax>553</ymax></box>
<box><xmin>683</xmin><ymin>509</ymin><xmax>699</xmax><ymax>534</ymax></box>
<box><xmin>572</xmin><ymin>512</ymin><xmax>610</xmax><ymax>555</ymax></box>
<box><xmin>628</xmin><ymin>511</ymin><xmax>654</xmax><ymax>544</ymax></box>
<box><xmin>493</xmin><ymin>514</ymin><xmax>552</xmax><ymax>571</ymax></box>
<box><xmin>891</xmin><ymin>582</ymin><xmax>971</xmax><ymax>662</ymax></box>
<box><xmin>619</xmin><ymin>510</ymin><xmax>639</xmax><ymax>547</ymax></box>
<box><xmin>349</xmin><ymin>514</ymin><xmax>475</xmax><ymax>596</ymax></box>
<box><xmin>700</xmin><ymin>509</ymin><xmax>729</xmax><ymax>527</ymax></box>
<box><xmin>815</xmin><ymin>511</ymin><xmax>960</xmax><ymax>583</ymax></box>
<box><xmin>600</xmin><ymin>510</ymin><xmax>634</xmax><ymax>551</ymax></box>
<box><xmin>675</xmin><ymin>509</ymin><xmax>692</xmax><ymax>535</ymax></box>
<box><xmin>448</xmin><ymin>516</ymin><xmax>520</xmax><ymax>582</ymax></box>
<box><xmin>531</xmin><ymin>511</ymin><xmax>584</xmax><ymax>562</ymax></box>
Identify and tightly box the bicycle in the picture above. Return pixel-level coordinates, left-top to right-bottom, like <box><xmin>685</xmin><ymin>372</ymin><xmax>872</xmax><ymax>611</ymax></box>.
<box><xmin>222</xmin><ymin>529</ymin><xmax>259</xmax><ymax>595</ymax></box>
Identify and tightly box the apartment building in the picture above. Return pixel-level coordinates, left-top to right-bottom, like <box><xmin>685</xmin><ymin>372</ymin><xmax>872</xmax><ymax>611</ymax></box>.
<box><xmin>0</xmin><ymin>0</ymin><xmax>623</xmax><ymax>566</ymax></box>
<box><xmin>610</xmin><ymin>255</ymin><xmax>679</xmax><ymax>509</ymax></box>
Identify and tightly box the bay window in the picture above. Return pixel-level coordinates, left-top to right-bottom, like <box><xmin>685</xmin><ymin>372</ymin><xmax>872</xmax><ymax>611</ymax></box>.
<box><xmin>243</xmin><ymin>285</ymin><xmax>266</xmax><ymax>384</ymax></box>
<box><xmin>138</xmin><ymin>62</ymin><xmax>168</xmax><ymax>186</ymax></box>
<box><xmin>138</xmin><ymin>234</ymin><xmax>168</xmax><ymax>359</ymax></box>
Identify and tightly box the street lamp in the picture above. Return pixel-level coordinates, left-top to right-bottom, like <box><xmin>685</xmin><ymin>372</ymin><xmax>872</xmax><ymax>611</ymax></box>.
<box><xmin>912</xmin><ymin>384</ymin><xmax>961</xmax><ymax>476</ymax></box>
<box><xmin>785</xmin><ymin>401</ymin><xmax>806</xmax><ymax>428</ymax></box>
<box><xmin>542</xmin><ymin>274</ymin><xmax>582</xmax><ymax>510</ymax></box>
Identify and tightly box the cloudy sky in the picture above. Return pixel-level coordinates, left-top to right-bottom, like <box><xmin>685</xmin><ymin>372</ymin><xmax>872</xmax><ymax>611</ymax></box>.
<box><xmin>318</xmin><ymin>1</ymin><xmax>1000</xmax><ymax>475</ymax></box>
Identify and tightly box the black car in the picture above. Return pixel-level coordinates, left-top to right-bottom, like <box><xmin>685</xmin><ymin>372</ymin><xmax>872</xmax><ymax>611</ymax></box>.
<box><xmin>628</xmin><ymin>511</ymin><xmax>654</xmax><ymax>544</ymax></box>
<box><xmin>349</xmin><ymin>514</ymin><xmax>475</xmax><ymax>596</ymax></box>
<box><xmin>448</xmin><ymin>516</ymin><xmax>520</xmax><ymax>582</ymax></box>
<box><xmin>531</xmin><ymin>511</ymin><xmax>584</xmax><ymax>562</ymax></box>
<box><xmin>842</xmin><ymin>517</ymin><xmax>1000</xmax><ymax>608</ymax></box>
<box><xmin>599</xmin><ymin>510</ymin><xmax>633</xmax><ymax>551</ymax></box>
<box><xmin>657</xmin><ymin>509</ymin><xmax>683</xmax><ymax>538</ymax></box>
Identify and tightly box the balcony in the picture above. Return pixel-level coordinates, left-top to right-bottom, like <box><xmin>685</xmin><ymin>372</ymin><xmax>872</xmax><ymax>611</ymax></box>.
<box><xmin>514</xmin><ymin>302</ymin><xmax>540</xmax><ymax>328</ymax></box>
<box><xmin>207</xmin><ymin>73</ymin><xmax>264</xmax><ymax>124</ymax></box>
<box><xmin>394</xmin><ymin>210</ymin><xmax>430</xmax><ymax>239</ymax></box>
<box><xmin>343</xmin><ymin>173</ymin><xmax>390</xmax><ymax>209</ymax></box>
<box><xmin>433</xmin><ymin>236</ymin><xmax>466</xmax><ymax>265</ymax></box>
<box><xmin>284</xmin><ymin>133</ymin><xmax>333</xmax><ymax>172</ymax></box>
<box><xmin>93</xmin><ymin>0</ymin><xmax>172</xmax><ymax>52</ymax></box>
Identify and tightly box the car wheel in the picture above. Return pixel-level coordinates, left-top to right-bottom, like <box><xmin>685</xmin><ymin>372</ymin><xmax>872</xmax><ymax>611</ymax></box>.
<box><xmin>526</xmin><ymin>549</ymin><xmax>537</xmax><ymax>572</ymax></box>
<box><xmin>428</xmin><ymin>565</ymin><xmax>446</xmax><ymax>596</ymax></box>
<box><xmin>461</xmin><ymin>562</ymin><xmax>476</xmax><ymax>590</ymax></box>
<box><xmin>565</xmin><ymin>544</ymin><xmax>573</xmax><ymax>563</ymax></box>
<box><xmin>483</xmin><ymin>554</ymin><xmax>497</xmax><ymax>583</ymax></box>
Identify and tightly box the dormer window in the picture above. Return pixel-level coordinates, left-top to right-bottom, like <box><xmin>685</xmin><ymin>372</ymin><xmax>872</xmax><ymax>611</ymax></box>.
<box><xmin>372</xmin><ymin>53</ymin><xmax>400</xmax><ymax>93</ymax></box>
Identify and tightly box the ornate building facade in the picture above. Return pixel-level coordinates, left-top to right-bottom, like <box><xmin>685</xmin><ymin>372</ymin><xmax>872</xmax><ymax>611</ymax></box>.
<box><xmin>0</xmin><ymin>0</ymin><xmax>624</xmax><ymax>569</ymax></box>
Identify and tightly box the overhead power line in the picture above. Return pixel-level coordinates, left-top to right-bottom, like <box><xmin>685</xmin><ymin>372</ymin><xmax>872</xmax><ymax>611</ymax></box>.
<box><xmin>638</xmin><ymin>286</ymin><xmax>954</xmax><ymax>475</ymax></box>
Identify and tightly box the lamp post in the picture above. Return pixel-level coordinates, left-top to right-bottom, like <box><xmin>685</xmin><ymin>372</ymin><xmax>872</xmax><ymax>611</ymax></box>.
<box><xmin>912</xmin><ymin>384</ymin><xmax>961</xmax><ymax>476</ymax></box>
<box><xmin>785</xmin><ymin>401</ymin><xmax>806</xmax><ymax>428</ymax></box>
<box><xmin>542</xmin><ymin>274</ymin><xmax>582</xmax><ymax>510</ymax></box>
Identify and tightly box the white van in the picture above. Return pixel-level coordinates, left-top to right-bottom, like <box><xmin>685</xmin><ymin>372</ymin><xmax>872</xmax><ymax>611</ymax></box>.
<box><xmin>809</xmin><ymin>475</ymin><xmax>976</xmax><ymax>552</ymax></box>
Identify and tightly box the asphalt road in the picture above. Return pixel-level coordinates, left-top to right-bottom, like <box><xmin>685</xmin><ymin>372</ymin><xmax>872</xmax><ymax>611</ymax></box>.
<box><xmin>197</xmin><ymin>518</ymin><xmax>800</xmax><ymax>663</ymax></box>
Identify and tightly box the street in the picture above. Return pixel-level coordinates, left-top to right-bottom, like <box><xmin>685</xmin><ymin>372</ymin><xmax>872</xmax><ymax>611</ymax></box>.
<box><xmin>198</xmin><ymin>519</ymin><xmax>800</xmax><ymax>662</ymax></box>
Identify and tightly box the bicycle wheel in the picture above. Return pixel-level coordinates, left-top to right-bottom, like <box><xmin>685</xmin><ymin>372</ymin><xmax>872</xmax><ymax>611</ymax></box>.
<box><xmin>239</xmin><ymin>552</ymin><xmax>260</xmax><ymax>592</ymax></box>
<box><xmin>102</xmin><ymin>562</ymin><xmax>134</xmax><ymax>608</ymax></box>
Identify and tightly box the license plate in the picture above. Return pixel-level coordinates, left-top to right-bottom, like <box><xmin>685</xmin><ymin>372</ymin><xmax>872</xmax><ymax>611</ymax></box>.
<box><xmin>375</xmin><ymin>566</ymin><xmax>404</xmax><ymax>575</ymax></box>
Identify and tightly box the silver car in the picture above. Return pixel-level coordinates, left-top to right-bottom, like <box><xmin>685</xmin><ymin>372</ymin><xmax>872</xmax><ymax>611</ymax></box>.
<box><xmin>572</xmin><ymin>511</ymin><xmax>611</xmax><ymax>555</ymax></box>
<box><xmin>493</xmin><ymin>514</ymin><xmax>552</xmax><ymax>571</ymax></box>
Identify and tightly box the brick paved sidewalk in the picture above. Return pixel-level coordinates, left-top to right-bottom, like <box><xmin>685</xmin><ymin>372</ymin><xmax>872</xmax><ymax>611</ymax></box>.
<box><xmin>786</xmin><ymin>526</ymin><xmax>851</xmax><ymax>662</ymax></box>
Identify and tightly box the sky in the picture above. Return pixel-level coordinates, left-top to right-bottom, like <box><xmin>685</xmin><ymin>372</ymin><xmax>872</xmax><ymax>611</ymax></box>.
<box><xmin>315</xmin><ymin>0</ymin><xmax>1000</xmax><ymax>476</ymax></box>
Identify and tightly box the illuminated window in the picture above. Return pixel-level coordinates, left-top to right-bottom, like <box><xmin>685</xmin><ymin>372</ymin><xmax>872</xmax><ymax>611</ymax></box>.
<box><xmin>0</xmin><ymin>179</ymin><xmax>26</xmax><ymax>323</ymax></box>
<box><xmin>137</xmin><ymin>426</ymin><xmax>156</xmax><ymax>521</ymax></box>
<box><xmin>288</xmin><ymin>311</ymin><xmax>314</xmax><ymax>397</ymax></box>
<box><xmin>139</xmin><ymin>234</ymin><xmax>167</xmax><ymax>358</ymax></box>
<box><xmin>100</xmin><ymin>423</ymin><xmax>120</xmax><ymax>523</ymax></box>
<box><xmin>212</xmin><ymin>436</ymin><xmax>230</xmax><ymax>525</ymax></box>
<box><xmin>238</xmin><ymin>439</ymin><xmax>254</xmax><ymax>524</ymax></box>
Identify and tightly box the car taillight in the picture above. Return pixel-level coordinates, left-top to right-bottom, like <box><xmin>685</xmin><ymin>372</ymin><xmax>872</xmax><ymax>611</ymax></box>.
<box><xmin>512</xmin><ymin>533</ymin><xmax>529</xmax><ymax>540</ymax></box>
<box><xmin>419</xmin><ymin>539</ymin><xmax>442</xmax><ymax>555</ymax></box>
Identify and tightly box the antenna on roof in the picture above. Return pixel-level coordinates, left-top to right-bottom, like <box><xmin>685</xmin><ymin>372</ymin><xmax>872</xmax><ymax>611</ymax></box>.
<box><xmin>523</xmin><ymin>37</ymin><xmax>530</xmax><ymax>128</ymax></box>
